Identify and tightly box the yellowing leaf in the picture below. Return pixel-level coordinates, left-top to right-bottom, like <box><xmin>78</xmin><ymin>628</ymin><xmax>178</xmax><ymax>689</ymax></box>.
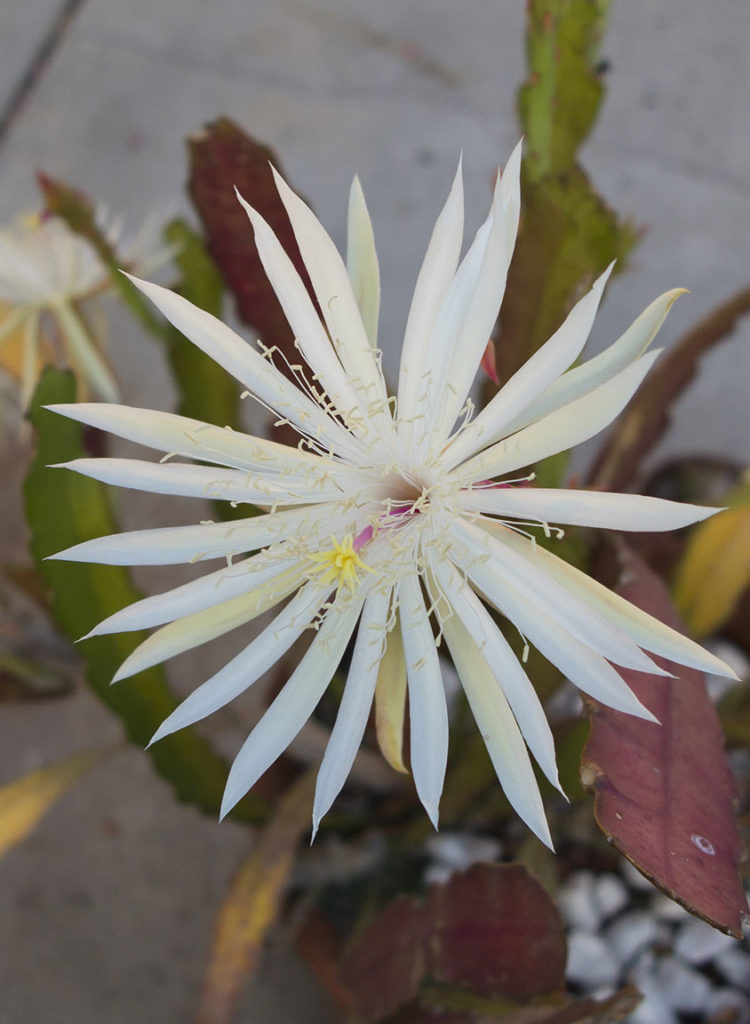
<box><xmin>674</xmin><ymin>497</ymin><xmax>750</xmax><ymax>639</ymax></box>
<box><xmin>0</xmin><ymin>747</ymin><xmax>107</xmax><ymax>857</ymax></box>
<box><xmin>196</xmin><ymin>770</ymin><xmax>315</xmax><ymax>1024</ymax></box>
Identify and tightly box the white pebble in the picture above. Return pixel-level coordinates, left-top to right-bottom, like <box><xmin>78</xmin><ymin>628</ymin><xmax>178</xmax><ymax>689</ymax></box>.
<box><xmin>605</xmin><ymin>911</ymin><xmax>663</xmax><ymax>965</ymax></box>
<box><xmin>715</xmin><ymin>946</ymin><xmax>750</xmax><ymax>992</ymax></box>
<box><xmin>674</xmin><ymin>918</ymin><xmax>735</xmax><ymax>965</ymax></box>
<box><xmin>566</xmin><ymin>930</ymin><xmax>621</xmax><ymax>989</ymax></box>
<box><xmin>654</xmin><ymin>956</ymin><xmax>713</xmax><ymax>1013</ymax></box>
<box><xmin>620</xmin><ymin>858</ymin><xmax>656</xmax><ymax>893</ymax></box>
<box><xmin>706</xmin><ymin>988</ymin><xmax>750</xmax><ymax>1024</ymax></box>
<box><xmin>593</xmin><ymin>874</ymin><xmax>629</xmax><ymax>921</ymax></box>
<box><xmin>557</xmin><ymin>872</ymin><xmax>601</xmax><ymax>932</ymax></box>
<box><xmin>424</xmin><ymin>832</ymin><xmax>502</xmax><ymax>870</ymax></box>
<box><xmin>650</xmin><ymin>894</ymin><xmax>692</xmax><ymax>923</ymax></box>
<box><xmin>628</xmin><ymin>955</ymin><xmax>678</xmax><ymax>1024</ymax></box>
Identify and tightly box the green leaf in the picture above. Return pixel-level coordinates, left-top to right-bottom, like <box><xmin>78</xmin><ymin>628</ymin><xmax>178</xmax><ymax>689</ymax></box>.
<box><xmin>24</xmin><ymin>368</ymin><xmax>267</xmax><ymax>823</ymax></box>
<box><xmin>489</xmin><ymin>1</ymin><xmax>638</xmax><ymax>492</ymax></box>
<box><xmin>37</xmin><ymin>173</ymin><xmax>171</xmax><ymax>341</ymax></box>
<box><xmin>519</xmin><ymin>0</ymin><xmax>611</xmax><ymax>182</ymax></box>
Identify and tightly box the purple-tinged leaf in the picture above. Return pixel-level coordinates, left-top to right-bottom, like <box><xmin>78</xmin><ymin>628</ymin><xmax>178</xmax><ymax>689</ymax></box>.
<box><xmin>339</xmin><ymin>864</ymin><xmax>566</xmax><ymax>1022</ymax></box>
<box><xmin>187</xmin><ymin>118</ymin><xmax>314</xmax><ymax>353</ymax></box>
<box><xmin>581</xmin><ymin>541</ymin><xmax>748</xmax><ymax>936</ymax></box>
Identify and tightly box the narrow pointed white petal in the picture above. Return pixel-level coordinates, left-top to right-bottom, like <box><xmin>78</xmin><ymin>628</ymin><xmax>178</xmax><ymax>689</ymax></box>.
<box><xmin>501</xmin><ymin>288</ymin><xmax>686</xmax><ymax>436</ymax></box>
<box><xmin>347</xmin><ymin>176</ymin><xmax>381</xmax><ymax>349</ymax></box>
<box><xmin>126</xmin><ymin>274</ymin><xmax>363</xmax><ymax>460</ymax></box>
<box><xmin>398</xmin><ymin>161</ymin><xmax>464</xmax><ymax>424</ymax></box>
<box><xmin>270</xmin><ymin>171</ymin><xmax>388</xmax><ymax>411</ymax></box>
<box><xmin>235</xmin><ymin>191</ymin><xmax>368</xmax><ymax>429</ymax></box>
<box><xmin>149</xmin><ymin>582</ymin><xmax>326</xmax><ymax>744</ymax></box>
<box><xmin>493</xmin><ymin>583</ymin><xmax>660</xmax><ymax>723</ymax></box>
<box><xmin>47</xmin><ymin>401</ymin><xmax>351</xmax><ymax>477</ymax></box>
<box><xmin>444</xmin><ymin>264</ymin><xmax>614</xmax><ymax>464</ymax></box>
<box><xmin>374</xmin><ymin>611</ymin><xmax>408</xmax><ymax>774</ymax></box>
<box><xmin>398</xmin><ymin>572</ymin><xmax>448</xmax><ymax>828</ymax></box>
<box><xmin>49</xmin><ymin>504</ymin><xmax>333</xmax><ymax>565</ymax></box>
<box><xmin>499</xmin><ymin>139</ymin><xmax>523</xmax><ymax>256</ymax></box>
<box><xmin>432</xmin><ymin>558</ymin><xmax>561</xmax><ymax>793</ymax></box>
<box><xmin>441</xmin><ymin>609</ymin><xmax>553</xmax><ymax>849</ymax></box>
<box><xmin>433</xmin><ymin>148</ymin><xmax>529</xmax><ymax>443</ymax></box>
<box><xmin>415</xmin><ymin>211</ymin><xmax>495</xmax><ymax>443</ymax></box>
<box><xmin>84</xmin><ymin>553</ymin><xmax>289</xmax><ymax>636</ymax></box>
<box><xmin>56</xmin><ymin>457</ymin><xmax>348</xmax><ymax>505</ymax></box>
<box><xmin>112</xmin><ymin>570</ymin><xmax>302</xmax><ymax>682</ymax></box>
<box><xmin>312</xmin><ymin>586</ymin><xmax>391</xmax><ymax>832</ymax></box>
<box><xmin>220</xmin><ymin>590</ymin><xmax>365</xmax><ymax>819</ymax></box>
<box><xmin>460</xmin><ymin>487</ymin><xmax>721</xmax><ymax>532</ymax></box>
<box><xmin>449</xmin><ymin>518</ymin><xmax>669</xmax><ymax>677</ymax></box>
<box><xmin>432</xmin><ymin>180</ymin><xmax>513</xmax><ymax>441</ymax></box>
<box><xmin>482</xmin><ymin>522</ymin><xmax>738</xmax><ymax>679</ymax></box>
<box><xmin>453</xmin><ymin>350</ymin><xmax>661</xmax><ymax>481</ymax></box>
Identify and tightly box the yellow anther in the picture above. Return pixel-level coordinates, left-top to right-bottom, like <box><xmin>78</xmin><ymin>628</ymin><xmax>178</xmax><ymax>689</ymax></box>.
<box><xmin>308</xmin><ymin>534</ymin><xmax>375</xmax><ymax>592</ymax></box>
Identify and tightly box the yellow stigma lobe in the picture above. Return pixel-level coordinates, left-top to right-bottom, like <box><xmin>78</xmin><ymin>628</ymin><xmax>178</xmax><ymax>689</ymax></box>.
<box><xmin>309</xmin><ymin>534</ymin><xmax>374</xmax><ymax>592</ymax></box>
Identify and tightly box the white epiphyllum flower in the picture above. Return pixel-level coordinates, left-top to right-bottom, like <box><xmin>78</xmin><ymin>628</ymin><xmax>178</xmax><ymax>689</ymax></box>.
<box><xmin>0</xmin><ymin>210</ymin><xmax>168</xmax><ymax>407</ymax></box>
<box><xmin>49</xmin><ymin>145</ymin><xmax>734</xmax><ymax>846</ymax></box>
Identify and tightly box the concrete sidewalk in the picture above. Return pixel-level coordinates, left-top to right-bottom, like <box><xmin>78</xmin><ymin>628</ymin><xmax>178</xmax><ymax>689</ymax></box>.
<box><xmin>0</xmin><ymin>2</ymin><xmax>748</xmax><ymax>1021</ymax></box>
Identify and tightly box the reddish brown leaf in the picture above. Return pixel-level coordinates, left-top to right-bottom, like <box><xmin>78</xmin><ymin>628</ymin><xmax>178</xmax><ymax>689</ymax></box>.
<box><xmin>188</xmin><ymin>118</ymin><xmax>313</xmax><ymax>354</ymax></box>
<box><xmin>340</xmin><ymin>864</ymin><xmax>566</xmax><ymax>1022</ymax></box>
<box><xmin>581</xmin><ymin>541</ymin><xmax>748</xmax><ymax>936</ymax></box>
<box><xmin>588</xmin><ymin>285</ymin><xmax>750</xmax><ymax>491</ymax></box>
<box><xmin>385</xmin><ymin>987</ymin><xmax>641</xmax><ymax>1024</ymax></box>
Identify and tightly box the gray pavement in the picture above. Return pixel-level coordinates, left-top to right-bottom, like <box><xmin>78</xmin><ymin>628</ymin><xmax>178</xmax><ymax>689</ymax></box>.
<box><xmin>0</xmin><ymin>2</ymin><xmax>749</xmax><ymax>1021</ymax></box>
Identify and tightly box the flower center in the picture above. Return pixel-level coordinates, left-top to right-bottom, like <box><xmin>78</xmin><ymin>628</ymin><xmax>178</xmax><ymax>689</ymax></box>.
<box><xmin>308</xmin><ymin>534</ymin><xmax>375</xmax><ymax>592</ymax></box>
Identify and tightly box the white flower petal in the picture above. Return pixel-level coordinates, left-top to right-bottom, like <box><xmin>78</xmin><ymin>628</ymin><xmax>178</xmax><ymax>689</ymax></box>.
<box><xmin>149</xmin><ymin>581</ymin><xmax>327</xmax><ymax>744</ymax></box>
<box><xmin>56</xmin><ymin>457</ymin><xmax>349</xmax><ymax>505</ymax></box>
<box><xmin>415</xmin><ymin>209</ymin><xmax>495</xmax><ymax>447</ymax></box>
<box><xmin>460</xmin><ymin>487</ymin><xmax>720</xmax><ymax>532</ymax></box>
<box><xmin>449</xmin><ymin>518</ymin><xmax>669</xmax><ymax>676</ymax></box>
<box><xmin>374</xmin><ymin>610</ymin><xmax>408</xmax><ymax>774</ymax></box>
<box><xmin>112</xmin><ymin>569</ymin><xmax>303</xmax><ymax>682</ymax></box>
<box><xmin>83</xmin><ymin>553</ymin><xmax>289</xmax><ymax>637</ymax></box>
<box><xmin>431</xmin><ymin>557</ymin><xmax>561</xmax><ymax>793</ymax></box>
<box><xmin>49</xmin><ymin>504</ymin><xmax>334</xmax><ymax>565</ymax></box>
<box><xmin>452</xmin><ymin>350</ymin><xmax>661</xmax><ymax>481</ymax></box>
<box><xmin>312</xmin><ymin>585</ymin><xmax>391</xmax><ymax>833</ymax></box>
<box><xmin>235</xmin><ymin>190</ymin><xmax>368</xmax><ymax>431</ymax></box>
<box><xmin>347</xmin><ymin>176</ymin><xmax>381</xmax><ymax>349</ymax></box>
<box><xmin>397</xmin><ymin>161</ymin><xmax>464</xmax><ymax>427</ymax></box>
<box><xmin>47</xmin><ymin>401</ymin><xmax>350</xmax><ymax>477</ymax></box>
<box><xmin>398</xmin><ymin>572</ymin><xmax>448</xmax><ymax>827</ymax></box>
<box><xmin>501</xmin><ymin>288</ymin><xmax>686</xmax><ymax>436</ymax></box>
<box><xmin>433</xmin><ymin>147</ymin><xmax>527</xmax><ymax>442</ymax></box>
<box><xmin>220</xmin><ymin>589</ymin><xmax>365</xmax><ymax>819</ymax></box>
<box><xmin>440</xmin><ymin>608</ymin><xmax>553</xmax><ymax>849</ymax></box>
<box><xmin>127</xmin><ymin>274</ymin><xmax>364</xmax><ymax>460</ymax></box>
<box><xmin>482</xmin><ymin>523</ymin><xmax>738</xmax><ymax>679</ymax></box>
<box><xmin>496</xmin><ymin>584</ymin><xmax>660</xmax><ymax>723</ymax></box>
<box><xmin>270</xmin><ymin>171</ymin><xmax>388</xmax><ymax>413</ymax></box>
<box><xmin>498</xmin><ymin>139</ymin><xmax>523</xmax><ymax>256</ymax></box>
<box><xmin>443</xmin><ymin>264</ymin><xmax>614</xmax><ymax>465</ymax></box>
